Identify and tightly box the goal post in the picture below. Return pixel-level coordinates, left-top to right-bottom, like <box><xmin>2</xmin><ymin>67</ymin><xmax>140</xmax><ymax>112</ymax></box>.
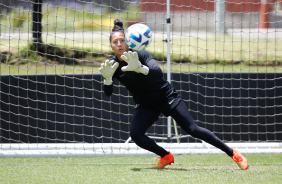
<box><xmin>0</xmin><ymin>0</ymin><xmax>282</xmax><ymax>157</ymax></box>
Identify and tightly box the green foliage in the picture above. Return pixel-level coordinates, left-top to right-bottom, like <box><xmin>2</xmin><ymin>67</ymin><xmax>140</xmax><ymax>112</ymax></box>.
<box><xmin>18</xmin><ymin>42</ymin><xmax>111</xmax><ymax>65</ymax></box>
<box><xmin>11</xmin><ymin>9</ymin><xmax>29</xmax><ymax>29</ymax></box>
<box><xmin>0</xmin><ymin>4</ymin><xmax>142</xmax><ymax>32</ymax></box>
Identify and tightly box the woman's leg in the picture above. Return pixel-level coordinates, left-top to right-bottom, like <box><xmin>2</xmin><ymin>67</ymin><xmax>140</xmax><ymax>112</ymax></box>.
<box><xmin>170</xmin><ymin>101</ymin><xmax>234</xmax><ymax>156</ymax></box>
<box><xmin>130</xmin><ymin>105</ymin><xmax>169</xmax><ymax>157</ymax></box>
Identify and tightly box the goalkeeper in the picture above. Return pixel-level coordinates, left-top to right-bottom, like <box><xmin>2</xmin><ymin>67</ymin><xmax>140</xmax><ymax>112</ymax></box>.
<box><xmin>99</xmin><ymin>19</ymin><xmax>249</xmax><ymax>170</ymax></box>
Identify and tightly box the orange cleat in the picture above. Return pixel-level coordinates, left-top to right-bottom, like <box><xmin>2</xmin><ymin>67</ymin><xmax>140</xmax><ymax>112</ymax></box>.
<box><xmin>230</xmin><ymin>149</ymin><xmax>249</xmax><ymax>170</ymax></box>
<box><xmin>151</xmin><ymin>152</ymin><xmax>174</xmax><ymax>169</ymax></box>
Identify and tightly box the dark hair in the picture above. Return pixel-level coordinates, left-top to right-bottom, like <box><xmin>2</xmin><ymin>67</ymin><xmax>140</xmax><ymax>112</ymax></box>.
<box><xmin>110</xmin><ymin>19</ymin><xmax>125</xmax><ymax>42</ymax></box>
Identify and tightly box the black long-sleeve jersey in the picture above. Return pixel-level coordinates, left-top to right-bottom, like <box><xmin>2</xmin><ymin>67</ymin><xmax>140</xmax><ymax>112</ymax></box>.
<box><xmin>103</xmin><ymin>49</ymin><xmax>181</xmax><ymax>116</ymax></box>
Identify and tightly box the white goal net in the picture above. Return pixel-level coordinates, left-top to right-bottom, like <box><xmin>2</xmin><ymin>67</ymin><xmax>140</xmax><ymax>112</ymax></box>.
<box><xmin>0</xmin><ymin>0</ymin><xmax>282</xmax><ymax>157</ymax></box>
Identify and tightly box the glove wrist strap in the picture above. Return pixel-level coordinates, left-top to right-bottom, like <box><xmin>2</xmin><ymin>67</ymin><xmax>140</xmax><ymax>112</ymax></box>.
<box><xmin>137</xmin><ymin>65</ymin><xmax>149</xmax><ymax>75</ymax></box>
<box><xmin>104</xmin><ymin>78</ymin><xmax>113</xmax><ymax>85</ymax></box>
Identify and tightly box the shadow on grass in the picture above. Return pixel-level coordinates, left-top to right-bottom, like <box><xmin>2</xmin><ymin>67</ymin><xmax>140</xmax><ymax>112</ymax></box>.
<box><xmin>131</xmin><ymin>166</ymin><xmax>237</xmax><ymax>172</ymax></box>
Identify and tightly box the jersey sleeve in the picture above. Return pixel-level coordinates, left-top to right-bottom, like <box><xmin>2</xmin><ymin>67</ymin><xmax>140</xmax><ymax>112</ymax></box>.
<box><xmin>137</xmin><ymin>50</ymin><xmax>163</xmax><ymax>79</ymax></box>
<box><xmin>104</xmin><ymin>83</ymin><xmax>113</xmax><ymax>97</ymax></box>
<box><xmin>146</xmin><ymin>58</ymin><xmax>163</xmax><ymax>79</ymax></box>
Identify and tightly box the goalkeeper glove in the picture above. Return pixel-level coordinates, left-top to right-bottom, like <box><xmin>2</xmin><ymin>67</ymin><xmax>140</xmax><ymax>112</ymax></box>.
<box><xmin>120</xmin><ymin>51</ymin><xmax>149</xmax><ymax>75</ymax></box>
<box><xmin>98</xmin><ymin>60</ymin><xmax>119</xmax><ymax>85</ymax></box>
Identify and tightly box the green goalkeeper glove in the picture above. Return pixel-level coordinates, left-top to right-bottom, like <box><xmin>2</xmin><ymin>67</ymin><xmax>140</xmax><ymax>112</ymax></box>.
<box><xmin>98</xmin><ymin>60</ymin><xmax>119</xmax><ymax>85</ymax></box>
<box><xmin>120</xmin><ymin>51</ymin><xmax>149</xmax><ymax>75</ymax></box>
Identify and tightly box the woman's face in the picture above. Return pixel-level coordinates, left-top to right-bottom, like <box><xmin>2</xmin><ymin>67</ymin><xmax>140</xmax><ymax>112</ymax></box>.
<box><xmin>110</xmin><ymin>32</ymin><xmax>129</xmax><ymax>60</ymax></box>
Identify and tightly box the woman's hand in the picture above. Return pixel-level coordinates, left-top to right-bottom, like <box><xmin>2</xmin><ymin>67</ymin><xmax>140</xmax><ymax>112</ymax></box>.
<box><xmin>99</xmin><ymin>60</ymin><xmax>119</xmax><ymax>85</ymax></box>
<box><xmin>121</xmin><ymin>51</ymin><xmax>149</xmax><ymax>75</ymax></box>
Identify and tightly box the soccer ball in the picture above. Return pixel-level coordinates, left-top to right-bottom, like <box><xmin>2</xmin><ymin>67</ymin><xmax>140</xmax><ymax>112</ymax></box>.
<box><xmin>125</xmin><ymin>23</ymin><xmax>152</xmax><ymax>51</ymax></box>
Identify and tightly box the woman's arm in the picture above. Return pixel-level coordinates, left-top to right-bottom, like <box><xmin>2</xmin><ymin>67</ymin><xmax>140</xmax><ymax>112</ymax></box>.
<box><xmin>145</xmin><ymin>58</ymin><xmax>163</xmax><ymax>79</ymax></box>
<box><xmin>120</xmin><ymin>51</ymin><xmax>163</xmax><ymax>79</ymax></box>
<box><xmin>99</xmin><ymin>60</ymin><xmax>119</xmax><ymax>97</ymax></box>
<box><xmin>104</xmin><ymin>84</ymin><xmax>113</xmax><ymax>97</ymax></box>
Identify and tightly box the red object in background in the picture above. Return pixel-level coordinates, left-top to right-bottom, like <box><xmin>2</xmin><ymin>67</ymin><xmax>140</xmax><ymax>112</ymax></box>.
<box><xmin>140</xmin><ymin>0</ymin><xmax>274</xmax><ymax>29</ymax></box>
<box><xmin>225</xmin><ymin>0</ymin><xmax>261</xmax><ymax>12</ymax></box>
<box><xmin>140</xmin><ymin>0</ymin><xmax>261</xmax><ymax>12</ymax></box>
<box><xmin>259</xmin><ymin>0</ymin><xmax>272</xmax><ymax>28</ymax></box>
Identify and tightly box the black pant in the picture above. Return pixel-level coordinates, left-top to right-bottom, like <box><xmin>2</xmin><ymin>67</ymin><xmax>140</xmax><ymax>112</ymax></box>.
<box><xmin>130</xmin><ymin>101</ymin><xmax>234</xmax><ymax>157</ymax></box>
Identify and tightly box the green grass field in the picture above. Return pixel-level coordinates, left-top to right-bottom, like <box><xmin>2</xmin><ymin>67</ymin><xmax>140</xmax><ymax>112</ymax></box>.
<box><xmin>0</xmin><ymin>154</ymin><xmax>281</xmax><ymax>183</ymax></box>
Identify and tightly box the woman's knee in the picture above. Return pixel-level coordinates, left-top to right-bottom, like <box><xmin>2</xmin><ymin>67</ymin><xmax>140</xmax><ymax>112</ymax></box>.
<box><xmin>184</xmin><ymin>124</ymin><xmax>199</xmax><ymax>136</ymax></box>
<box><xmin>130</xmin><ymin>129</ymin><xmax>143</xmax><ymax>142</ymax></box>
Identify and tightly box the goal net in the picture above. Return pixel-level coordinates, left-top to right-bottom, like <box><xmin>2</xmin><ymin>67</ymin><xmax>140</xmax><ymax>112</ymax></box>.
<box><xmin>0</xmin><ymin>0</ymin><xmax>281</xmax><ymax>157</ymax></box>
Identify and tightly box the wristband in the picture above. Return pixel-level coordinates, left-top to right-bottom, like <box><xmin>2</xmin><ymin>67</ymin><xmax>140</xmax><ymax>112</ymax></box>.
<box><xmin>104</xmin><ymin>78</ymin><xmax>113</xmax><ymax>85</ymax></box>
<box><xmin>137</xmin><ymin>65</ymin><xmax>149</xmax><ymax>75</ymax></box>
